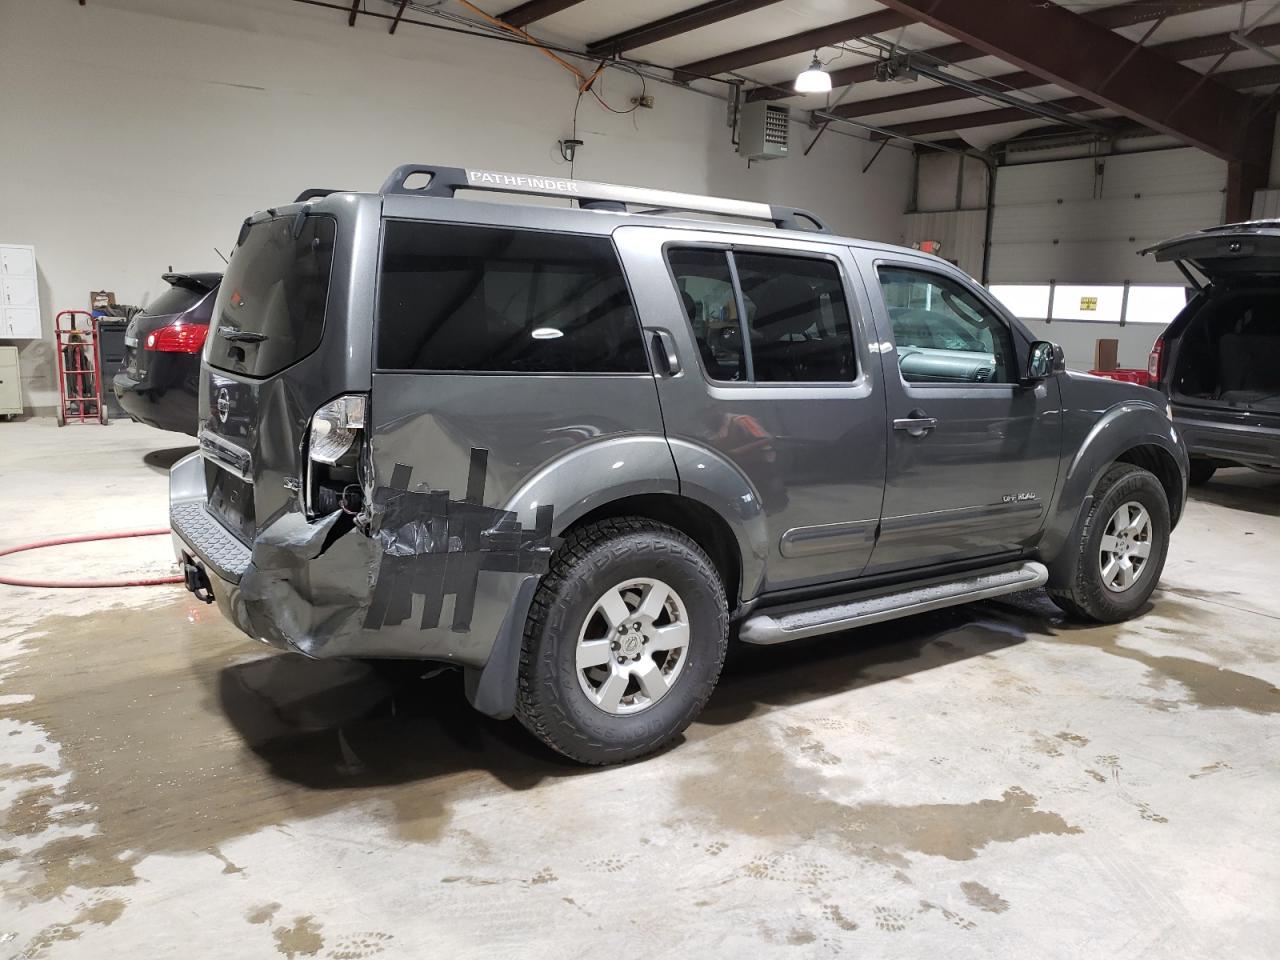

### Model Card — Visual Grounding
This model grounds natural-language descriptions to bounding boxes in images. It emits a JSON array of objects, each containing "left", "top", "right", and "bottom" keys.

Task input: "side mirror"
[{"left": 1025, "top": 340, "right": 1064, "bottom": 381}]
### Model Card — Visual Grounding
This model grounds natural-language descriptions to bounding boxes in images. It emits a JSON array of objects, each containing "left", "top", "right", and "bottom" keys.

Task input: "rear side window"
[
  {"left": 667, "top": 248, "right": 856, "bottom": 383},
  {"left": 207, "top": 216, "right": 336, "bottom": 378},
  {"left": 142, "top": 284, "right": 207, "bottom": 318},
  {"left": 377, "top": 221, "right": 648, "bottom": 373}
]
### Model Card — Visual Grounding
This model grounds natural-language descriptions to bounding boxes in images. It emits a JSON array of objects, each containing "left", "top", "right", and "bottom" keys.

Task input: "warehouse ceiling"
[
  {"left": 401, "top": 0, "right": 1280, "bottom": 159},
  {"left": 294, "top": 0, "right": 1280, "bottom": 188}
]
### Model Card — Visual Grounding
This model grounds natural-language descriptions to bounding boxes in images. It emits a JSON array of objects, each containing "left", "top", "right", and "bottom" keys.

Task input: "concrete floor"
[{"left": 1, "top": 418, "right": 1278, "bottom": 959}]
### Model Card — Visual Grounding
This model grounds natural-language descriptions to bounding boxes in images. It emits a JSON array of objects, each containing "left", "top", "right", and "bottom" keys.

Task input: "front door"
[
  {"left": 614, "top": 226, "right": 888, "bottom": 594},
  {"left": 859, "top": 255, "right": 1062, "bottom": 573}
]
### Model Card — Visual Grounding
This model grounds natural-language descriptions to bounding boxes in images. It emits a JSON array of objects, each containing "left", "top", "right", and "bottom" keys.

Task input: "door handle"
[
  {"left": 647, "top": 329, "right": 681, "bottom": 377},
  {"left": 893, "top": 412, "right": 938, "bottom": 437}
]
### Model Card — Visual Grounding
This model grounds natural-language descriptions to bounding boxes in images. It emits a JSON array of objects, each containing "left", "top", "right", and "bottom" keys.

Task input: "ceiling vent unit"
[
  {"left": 875, "top": 54, "right": 918, "bottom": 84},
  {"left": 738, "top": 101, "right": 790, "bottom": 160}
]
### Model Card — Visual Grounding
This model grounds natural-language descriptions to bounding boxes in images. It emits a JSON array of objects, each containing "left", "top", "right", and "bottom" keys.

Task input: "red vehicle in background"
[{"left": 112, "top": 272, "right": 220, "bottom": 436}]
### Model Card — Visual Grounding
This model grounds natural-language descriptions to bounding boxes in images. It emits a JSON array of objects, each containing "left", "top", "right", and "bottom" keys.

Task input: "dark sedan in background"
[{"left": 113, "top": 272, "right": 220, "bottom": 436}]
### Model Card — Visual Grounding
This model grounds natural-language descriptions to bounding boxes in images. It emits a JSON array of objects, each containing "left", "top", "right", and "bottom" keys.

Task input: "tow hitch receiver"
[{"left": 182, "top": 558, "right": 215, "bottom": 604}]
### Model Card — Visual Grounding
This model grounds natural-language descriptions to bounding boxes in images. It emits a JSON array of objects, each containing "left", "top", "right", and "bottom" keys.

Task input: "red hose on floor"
[{"left": 0, "top": 530, "right": 184, "bottom": 588}]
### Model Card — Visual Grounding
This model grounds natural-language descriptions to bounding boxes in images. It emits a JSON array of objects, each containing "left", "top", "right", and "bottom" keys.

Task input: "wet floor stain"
[
  {"left": 0, "top": 596, "right": 578, "bottom": 907},
  {"left": 247, "top": 902, "right": 282, "bottom": 925},
  {"left": 21, "top": 896, "right": 126, "bottom": 958},
  {"left": 990, "top": 591, "right": 1280, "bottom": 715},
  {"left": 272, "top": 915, "right": 323, "bottom": 959},
  {"left": 681, "top": 727, "right": 1081, "bottom": 866},
  {"left": 960, "top": 880, "right": 1010, "bottom": 914}
]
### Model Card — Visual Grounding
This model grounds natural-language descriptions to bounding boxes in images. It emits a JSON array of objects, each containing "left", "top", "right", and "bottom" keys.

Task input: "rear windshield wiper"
[{"left": 219, "top": 328, "right": 268, "bottom": 343}]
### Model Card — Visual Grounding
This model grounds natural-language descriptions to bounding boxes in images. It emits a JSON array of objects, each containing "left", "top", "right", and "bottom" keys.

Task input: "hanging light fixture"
[{"left": 794, "top": 53, "right": 832, "bottom": 94}]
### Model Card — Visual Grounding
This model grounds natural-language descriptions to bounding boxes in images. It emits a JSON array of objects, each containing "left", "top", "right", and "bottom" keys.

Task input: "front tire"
[
  {"left": 516, "top": 517, "right": 728, "bottom": 765},
  {"left": 1049, "top": 463, "right": 1171, "bottom": 623}
]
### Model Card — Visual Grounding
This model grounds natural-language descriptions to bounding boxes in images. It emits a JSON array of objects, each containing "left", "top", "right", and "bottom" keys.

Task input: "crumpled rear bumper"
[{"left": 166, "top": 452, "right": 541, "bottom": 679}]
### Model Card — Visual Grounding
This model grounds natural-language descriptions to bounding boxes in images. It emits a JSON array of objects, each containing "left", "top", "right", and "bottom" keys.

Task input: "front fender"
[{"left": 1040, "top": 399, "right": 1188, "bottom": 584}]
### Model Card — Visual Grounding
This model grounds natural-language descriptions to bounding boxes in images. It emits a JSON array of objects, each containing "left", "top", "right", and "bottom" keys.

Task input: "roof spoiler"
[
  {"left": 371, "top": 163, "right": 830, "bottom": 233},
  {"left": 161, "top": 272, "right": 220, "bottom": 292}
]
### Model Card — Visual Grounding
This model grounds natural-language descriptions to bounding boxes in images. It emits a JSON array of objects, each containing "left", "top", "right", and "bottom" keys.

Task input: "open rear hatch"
[
  {"left": 1140, "top": 221, "right": 1280, "bottom": 285},
  {"left": 1143, "top": 223, "right": 1280, "bottom": 418}
]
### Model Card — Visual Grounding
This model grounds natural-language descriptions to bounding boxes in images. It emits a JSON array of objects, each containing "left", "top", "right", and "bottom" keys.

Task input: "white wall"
[
  {"left": 1022, "top": 319, "right": 1160, "bottom": 372},
  {"left": 0, "top": 0, "right": 912, "bottom": 412}
]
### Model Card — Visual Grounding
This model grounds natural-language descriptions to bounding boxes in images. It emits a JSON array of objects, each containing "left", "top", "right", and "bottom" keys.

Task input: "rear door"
[
  {"left": 859, "top": 253, "right": 1061, "bottom": 573},
  {"left": 615, "top": 226, "right": 887, "bottom": 593}
]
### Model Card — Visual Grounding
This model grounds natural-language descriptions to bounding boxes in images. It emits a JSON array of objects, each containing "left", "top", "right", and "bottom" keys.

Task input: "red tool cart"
[{"left": 54, "top": 309, "right": 108, "bottom": 426}]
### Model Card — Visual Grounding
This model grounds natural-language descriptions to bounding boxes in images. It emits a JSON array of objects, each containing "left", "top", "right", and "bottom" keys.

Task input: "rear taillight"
[
  {"left": 305, "top": 395, "right": 367, "bottom": 517},
  {"left": 1147, "top": 336, "right": 1166, "bottom": 386},
  {"left": 145, "top": 322, "right": 208, "bottom": 353}
]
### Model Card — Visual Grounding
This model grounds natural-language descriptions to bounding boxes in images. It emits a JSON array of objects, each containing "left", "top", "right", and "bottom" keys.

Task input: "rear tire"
[
  {"left": 1187, "top": 457, "right": 1217, "bottom": 486},
  {"left": 1048, "top": 463, "right": 1171, "bottom": 623},
  {"left": 516, "top": 517, "right": 728, "bottom": 765}
]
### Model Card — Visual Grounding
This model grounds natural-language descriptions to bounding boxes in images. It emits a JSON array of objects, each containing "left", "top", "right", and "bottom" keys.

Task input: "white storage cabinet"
[
  {"left": 0, "top": 345, "right": 21, "bottom": 417},
  {"left": 1, "top": 244, "right": 42, "bottom": 339}
]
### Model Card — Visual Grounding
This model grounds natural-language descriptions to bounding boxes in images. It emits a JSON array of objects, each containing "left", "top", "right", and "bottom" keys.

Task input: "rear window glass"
[
  {"left": 206, "top": 216, "right": 336, "bottom": 378},
  {"left": 142, "top": 284, "right": 207, "bottom": 318},
  {"left": 376, "top": 221, "right": 648, "bottom": 373}
]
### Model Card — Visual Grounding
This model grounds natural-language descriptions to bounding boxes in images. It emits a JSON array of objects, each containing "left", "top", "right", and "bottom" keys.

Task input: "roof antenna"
[{"left": 214, "top": 247, "right": 229, "bottom": 264}]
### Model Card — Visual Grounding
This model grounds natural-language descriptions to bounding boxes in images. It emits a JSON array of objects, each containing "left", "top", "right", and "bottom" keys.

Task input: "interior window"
[
  {"left": 377, "top": 221, "right": 648, "bottom": 373},
  {"left": 666, "top": 248, "right": 745, "bottom": 381},
  {"left": 666, "top": 248, "right": 857, "bottom": 384},
  {"left": 878, "top": 266, "right": 1018, "bottom": 385}
]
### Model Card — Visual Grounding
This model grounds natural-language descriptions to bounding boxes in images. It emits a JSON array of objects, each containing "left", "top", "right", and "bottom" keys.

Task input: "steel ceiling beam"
[
  {"left": 830, "top": 23, "right": 1280, "bottom": 120},
  {"left": 673, "top": 9, "right": 912, "bottom": 81},
  {"left": 498, "top": 0, "right": 586, "bottom": 28},
  {"left": 871, "top": 95, "right": 1102, "bottom": 139},
  {"left": 870, "top": 0, "right": 1268, "bottom": 162},
  {"left": 587, "top": 0, "right": 782, "bottom": 57},
  {"left": 750, "top": 0, "right": 1241, "bottom": 102},
  {"left": 1220, "top": 62, "right": 1280, "bottom": 88}
]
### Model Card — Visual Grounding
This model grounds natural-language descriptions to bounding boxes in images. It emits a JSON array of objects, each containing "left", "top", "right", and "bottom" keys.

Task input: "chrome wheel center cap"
[{"left": 623, "top": 634, "right": 642, "bottom": 654}]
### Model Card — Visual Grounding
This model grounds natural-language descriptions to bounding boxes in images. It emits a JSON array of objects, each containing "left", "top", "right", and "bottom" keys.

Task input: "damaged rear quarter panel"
[{"left": 351, "top": 371, "right": 673, "bottom": 665}]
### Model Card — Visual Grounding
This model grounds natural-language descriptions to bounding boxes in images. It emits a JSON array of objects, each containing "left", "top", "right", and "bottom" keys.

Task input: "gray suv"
[{"left": 170, "top": 164, "right": 1188, "bottom": 764}]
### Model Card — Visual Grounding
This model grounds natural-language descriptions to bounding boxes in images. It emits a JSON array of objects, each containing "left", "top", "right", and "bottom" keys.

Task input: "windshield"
[{"left": 206, "top": 215, "right": 336, "bottom": 377}]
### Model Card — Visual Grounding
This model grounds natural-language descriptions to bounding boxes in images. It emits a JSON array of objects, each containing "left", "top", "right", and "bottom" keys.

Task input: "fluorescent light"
[{"left": 794, "top": 56, "right": 831, "bottom": 94}]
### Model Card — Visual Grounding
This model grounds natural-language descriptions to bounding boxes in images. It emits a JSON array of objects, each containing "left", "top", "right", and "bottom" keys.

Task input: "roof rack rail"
[{"left": 377, "top": 164, "right": 829, "bottom": 233}]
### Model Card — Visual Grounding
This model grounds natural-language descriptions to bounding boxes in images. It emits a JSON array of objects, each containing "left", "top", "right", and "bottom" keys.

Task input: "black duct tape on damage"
[{"left": 363, "top": 448, "right": 555, "bottom": 633}]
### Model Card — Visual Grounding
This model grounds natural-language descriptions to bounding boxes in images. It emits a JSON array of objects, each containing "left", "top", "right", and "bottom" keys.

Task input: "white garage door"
[{"left": 989, "top": 148, "right": 1226, "bottom": 285}]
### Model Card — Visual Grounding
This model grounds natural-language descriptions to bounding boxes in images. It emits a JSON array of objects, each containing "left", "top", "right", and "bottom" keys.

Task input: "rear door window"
[
  {"left": 666, "top": 247, "right": 857, "bottom": 383},
  {"left": 377, "top": 221, "right": 648, "bottom": 373},
  {"left": 206, "top": 216, "right": 337, "bottom": 378}
]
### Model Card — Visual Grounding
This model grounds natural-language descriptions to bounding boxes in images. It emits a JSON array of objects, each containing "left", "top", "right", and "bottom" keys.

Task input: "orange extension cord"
[{"left": 0, "top": 530, "right": 184, "bottom": 588}]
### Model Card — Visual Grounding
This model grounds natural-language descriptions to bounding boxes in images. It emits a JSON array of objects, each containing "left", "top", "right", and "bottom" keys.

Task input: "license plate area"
[{"left": 207, "top": 466, "right": 256, "bottom": 543}]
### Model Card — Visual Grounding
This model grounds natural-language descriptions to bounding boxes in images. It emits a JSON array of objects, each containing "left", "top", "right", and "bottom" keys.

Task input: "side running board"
[{"left": 738, "top": 561, "right": 1048, "bottom": 646}]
